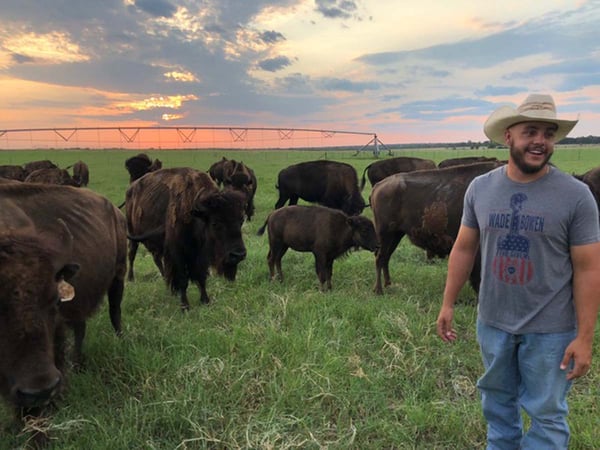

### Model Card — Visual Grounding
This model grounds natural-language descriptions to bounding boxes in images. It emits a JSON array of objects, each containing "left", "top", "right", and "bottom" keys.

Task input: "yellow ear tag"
[{"left": 58, "top": 280, "right": 75, "bottom": 302}]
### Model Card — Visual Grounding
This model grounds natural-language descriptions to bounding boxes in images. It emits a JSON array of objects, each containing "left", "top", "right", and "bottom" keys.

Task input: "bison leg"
[
  {"left": 274, "top": 192, "right": 289, "bottom": 209},
  {"left": 314, "top": 254, "right": 329, "bottom": 291},
  {"left": 268, "top": 245, "right": 287, "bottom": 281},
  {"left": 107, "top": 277, "right": 124, "bottom": 336},
  {"left": 246, "top": 200, "right": 255, "bottom": 221},
  {"left": 326, "top": 259, "right": 334, "bottom": 291},
  {"left": 374, "top": 231, "right": 403, "bottom": 294},
  {"left": 150, "top": 251, "right": 165, "bottom": 277},
  {"left": 127, "top": 240, "right": 138, "bottom": 281},
  {"left": 70, "top": 321, "right": 86, "bottom": 368}
]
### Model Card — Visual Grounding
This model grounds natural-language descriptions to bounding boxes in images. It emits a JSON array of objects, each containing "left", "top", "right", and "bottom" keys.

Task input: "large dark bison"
[
  {"left": 67, "top": 160, "right": 90, "bottom": 187},
  {"left": 437, "top": 156, "right": 498, "bottom": 168},
  {"left": 274, "top": 160, "right": 365, "bottom": 216},
  {"left": 360, "top": 156, "right": 437, "bottom": 190},
  {"left": 124, "top": 153, "right": 163, "bottom": 182},
  {"left": 370, "top": 161, "right": 503, "bottom": 295},
  {"left": 257, "top": 205, "right": 378, "bottom": 291},
  {"left": 24, "top": 167, "right": 80, "bottom": 186},
  {"left": 125, "top": 167, "right": 247, "bottom": 309},
  {"left": 0, "top": 183, "right": 126, "bottom": 435},
  {"left": 0, "top": 164, "right": 27, "bottom": 181}
]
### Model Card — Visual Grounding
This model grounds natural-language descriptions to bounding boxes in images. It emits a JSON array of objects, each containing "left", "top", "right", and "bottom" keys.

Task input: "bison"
[
  {"left": 370, "top": 161, "right": 503, "bottom": 295},
  {"left": 221, "top": 159, "right": 258, "bottom": 221},
  {"left": 0, "top": 164, "right": 27, "bottom": 181},
  {"left": 124, "top": 153, "right": 162, "bottom": 182},
  {"left": 0, "top": 183, "right": 126, "bottom": 433},
  {"left": 25, "top": 168, "right": 80, "bottom": 186},
  {"left": 257, "top": 205, "right": 378, "bottom": 291},
  {"left": 125, "top": 167, "right": 247, "bottom": 310},
  {"left": 67, "top": 160, "right": 90, "bottom": 187},
  {"left": 208, "top": 156, "right": 228, "bottom": 186},
  {"left": 437, "top": 156, "right": 498, "bottom": 168},
  {"left": 360, "top": 156, "right": 437, "bottom": 190},
  {"left": 274, "top": 160, "right": 365, "bottom": 216},
  {"left": 574, "top": 165, "right": 600, "bottom": 212},
  {"left": 23, "top": 159, "right": 58, "bottom": 174}
]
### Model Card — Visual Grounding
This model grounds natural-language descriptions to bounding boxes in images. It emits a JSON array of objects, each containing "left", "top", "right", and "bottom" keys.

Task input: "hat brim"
[{"left": 484, "top": 106, "right": 578, "bottom": 145}]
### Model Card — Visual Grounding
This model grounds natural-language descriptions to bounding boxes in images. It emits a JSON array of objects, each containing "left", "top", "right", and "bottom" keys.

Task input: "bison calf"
[{"left": 257, "top": 205, "right": 378, "bottom": 291}]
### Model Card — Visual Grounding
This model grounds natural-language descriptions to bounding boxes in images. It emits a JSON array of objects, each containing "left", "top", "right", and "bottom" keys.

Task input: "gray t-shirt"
[{"left": 462, "top": 165, "right": 600, "bottom": 334}]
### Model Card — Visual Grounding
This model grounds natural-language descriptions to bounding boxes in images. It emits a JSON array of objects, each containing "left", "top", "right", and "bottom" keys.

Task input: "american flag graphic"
[
  {"left": 492, "top": 254, "right": 534, "bottom": 285},
  {"left": 492, "top": 193, "right": 534, "bottom": 286}
]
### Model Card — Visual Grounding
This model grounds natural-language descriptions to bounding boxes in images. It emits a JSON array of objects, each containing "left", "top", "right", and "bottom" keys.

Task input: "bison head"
[
  {"left": 347, "top": 215, "right": 379, "bottom": 253},
  {"left": 0, "top": 226, "right": 79, "bottom": 411},
  {"left": 192, "top": 190, "right": 247, "bottom": 280},
  {"left": 343, "top": 190, "right": 366, "bottom": 216}
]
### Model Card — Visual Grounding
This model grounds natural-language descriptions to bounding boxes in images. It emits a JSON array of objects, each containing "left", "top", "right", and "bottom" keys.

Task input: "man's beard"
[{"left": 509, "top": 145, "right": 552, "bottom": 174}]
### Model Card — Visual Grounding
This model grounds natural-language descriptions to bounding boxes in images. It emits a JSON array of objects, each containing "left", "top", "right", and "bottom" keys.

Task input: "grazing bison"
[
  {"left": 125, "top": 168, "right": 247, "bottom": 309},
  {"left": 257, "top": 205, "right": 378, "bottom": 291},
  {"left": 370, "top": 161, "right": 503, "bottom": 295},
  {"left": 67, "top": 160, "right": 90, "bottom": 187},
  {"left": 437, "top": 156, "right": 498, "bottom": 168},
  {"left": 124, "top": 153, "right": 162, "bottom": 182},
  {"left": 274, "top": 160, "right": 365, "bottom": 216},
  {"left": 0, "top": 183, "right": 126, "bottom": 427},
  {"left": 222, "top": 159, "right": 258, "bottom": 221},
  {"left": 0, "top": 164, "right": 27, "bottom": 181},
  {"left": 24, "top": 167, "right": 80, "bottom": 186},
  {"left": 23, "top": 159, "right": 58, "bottom": 174},
  {"left": 360, "top": 156, "right": 437, "bottom": 190}
]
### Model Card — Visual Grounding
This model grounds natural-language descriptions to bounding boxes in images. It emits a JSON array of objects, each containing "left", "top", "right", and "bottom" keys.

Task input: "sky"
[{"left": 1, "top": 0, "right": 599, "bottom": 147}]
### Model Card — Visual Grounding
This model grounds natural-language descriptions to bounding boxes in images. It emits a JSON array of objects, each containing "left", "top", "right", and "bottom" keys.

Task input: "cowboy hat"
[{"left": 484, "top": 94, "right": 578, "bottom": 145}]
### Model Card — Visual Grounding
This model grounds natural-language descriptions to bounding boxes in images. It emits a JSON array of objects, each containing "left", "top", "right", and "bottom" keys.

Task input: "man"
[{"left": 436, "top": 94, "right": 600, "bottom": 449}]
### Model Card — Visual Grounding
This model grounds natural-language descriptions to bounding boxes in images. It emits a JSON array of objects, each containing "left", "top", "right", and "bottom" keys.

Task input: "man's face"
[{"left": 505, "top": 121, "right": 557, "bottom": 174}]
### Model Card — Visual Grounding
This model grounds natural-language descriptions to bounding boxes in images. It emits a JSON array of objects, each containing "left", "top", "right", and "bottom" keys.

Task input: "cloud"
[
  {"left": 383, "top": 97, "right": 495, "bottom": 121},
  {"left": 315, "top": 0, "right": 359, "bottom": 19},
  {"left": 258, "top": 55, "right": 293, "bottom": 72},
  {"left": 474, "top": 85, "right": 524, "bottom": 96},
  {"left": 317, "top": 77, "right": 380, "bottom": 93},
  {"left": 259, "top": 30, "right": 286, "bottom": 44},
  {"left": 134, "top": 0, "right": 177, "bottom": 18}
]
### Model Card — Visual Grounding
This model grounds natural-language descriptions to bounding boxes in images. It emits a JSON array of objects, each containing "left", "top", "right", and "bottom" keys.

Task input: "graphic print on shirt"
[{"left": 491, "top": 192, "right": 535, "bottom": 285}]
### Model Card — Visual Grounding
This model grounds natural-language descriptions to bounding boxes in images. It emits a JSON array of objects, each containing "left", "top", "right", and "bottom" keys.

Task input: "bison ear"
[{"left": 55, "top": 263, "right": 80, "bottom": 282}]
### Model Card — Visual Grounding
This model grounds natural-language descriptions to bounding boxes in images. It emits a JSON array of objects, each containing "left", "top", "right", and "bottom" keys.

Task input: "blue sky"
[{"left": 0, "top": 0, "right": 599, "bottom": 144}]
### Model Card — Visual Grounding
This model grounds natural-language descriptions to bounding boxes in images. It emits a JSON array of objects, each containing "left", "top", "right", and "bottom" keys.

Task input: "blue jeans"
[{"left": 476, "top": 320, "right": 576, "bottom": 450}]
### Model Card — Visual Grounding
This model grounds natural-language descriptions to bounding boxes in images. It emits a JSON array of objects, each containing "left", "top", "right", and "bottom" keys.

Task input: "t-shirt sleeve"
[
  {"left": 570, "top": 187, "right": 600, "bottom": 246},
  {"left": 461, "top": 179, "right": 479, "bottom": 229}
]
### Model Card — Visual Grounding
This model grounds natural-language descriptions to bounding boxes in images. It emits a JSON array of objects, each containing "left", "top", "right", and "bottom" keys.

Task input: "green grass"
[{"left": 1, "top": 146, "right": 599, "bottom": 449}]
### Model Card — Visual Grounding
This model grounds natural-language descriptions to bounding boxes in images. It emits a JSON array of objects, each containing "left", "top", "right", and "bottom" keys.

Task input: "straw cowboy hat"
[{"left": 484, "top": 94, "right": 578, "bottom": 145}]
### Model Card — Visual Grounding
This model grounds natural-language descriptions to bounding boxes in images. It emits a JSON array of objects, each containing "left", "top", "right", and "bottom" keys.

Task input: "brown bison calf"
[{"left": 257, "top": 205, "right": 378, "bottom": 291}]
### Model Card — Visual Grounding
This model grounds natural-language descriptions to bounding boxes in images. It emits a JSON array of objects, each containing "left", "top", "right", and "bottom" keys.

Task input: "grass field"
[{"left": 1, "top": 146, "right": 599, "bottom": 449}]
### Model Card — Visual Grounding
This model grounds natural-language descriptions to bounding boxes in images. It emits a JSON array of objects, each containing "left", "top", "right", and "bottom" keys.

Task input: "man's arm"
[
  {"left": 436, "top": 224, "right": 480, "bottom": 342},
  {"left": 561, "top": 241, "right": 600, "bottom": 380}
]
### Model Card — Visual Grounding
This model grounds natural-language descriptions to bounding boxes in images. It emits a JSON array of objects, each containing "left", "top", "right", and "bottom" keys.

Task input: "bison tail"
[
  {"left": 256, "top": 217, "right": 269, "bottom": 236},
  {"left": 359, "top": 164, "right": 370, "bottom": 192},
  {"left": 127, "top": 225, "right": 165, "bottom": 242}
]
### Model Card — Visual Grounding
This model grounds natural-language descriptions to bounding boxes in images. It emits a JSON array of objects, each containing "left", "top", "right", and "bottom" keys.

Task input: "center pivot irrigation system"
[{"left": 0, "top": 126, "right": 392, "bottom": 156}]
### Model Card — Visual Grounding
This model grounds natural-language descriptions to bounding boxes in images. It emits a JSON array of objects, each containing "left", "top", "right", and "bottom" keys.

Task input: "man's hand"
[
  {"left": 436, "top": 306, "right": 457, "bottom": 342},
  {"left": 560, "top": 337, "right": 593, "bottom": 380}
]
